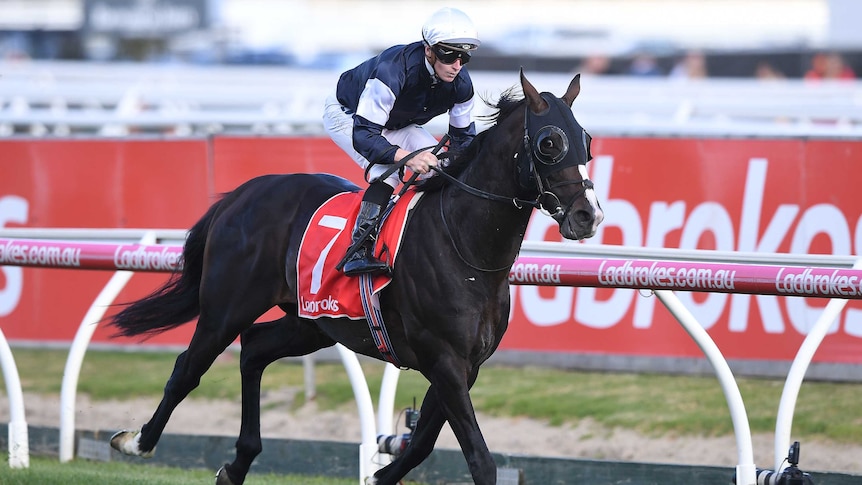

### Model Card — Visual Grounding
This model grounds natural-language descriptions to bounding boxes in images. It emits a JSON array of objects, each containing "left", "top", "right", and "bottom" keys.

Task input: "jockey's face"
[{"left": 425, "top": 44, "right": 465, "bottom": 83}]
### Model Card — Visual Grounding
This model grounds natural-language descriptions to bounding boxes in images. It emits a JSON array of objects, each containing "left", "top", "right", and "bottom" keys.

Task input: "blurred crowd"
[
  {"left": 803, "top": 52, "right": 857, "bottom": 80},
  {"left": 0, "top": 27, "right": 859, "bottom": 82},
  {"left": 576, "top": 49, "right": 857, "bottom": 81}
]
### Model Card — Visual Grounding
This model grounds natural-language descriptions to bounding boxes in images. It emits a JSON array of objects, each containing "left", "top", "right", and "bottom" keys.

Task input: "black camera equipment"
[
  {"left": 732, "top": 442, "right": 814, "bottom": 485},
  {"left": 377, "top": 399, "right": 420, "bottom": 457}
]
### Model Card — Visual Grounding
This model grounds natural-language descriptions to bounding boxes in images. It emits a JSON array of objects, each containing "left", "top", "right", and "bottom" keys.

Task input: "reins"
[
  {"left": 431, "top": 149, "right": 580, "bottom": 273},
  {"left": 437, "top": 186, "right": 515, "bottom": 273},
  {"left": 428, "top": 144, "right": 543, "bottom": 273},
  {"left": 365, "top": 135, "right": 451, "bottom": 196},
  {"left": 428, "top": 159, "right": 542, "bottom": 211},
  {"left": 368, "top": 135, "right": 544, "bottom": 212}
]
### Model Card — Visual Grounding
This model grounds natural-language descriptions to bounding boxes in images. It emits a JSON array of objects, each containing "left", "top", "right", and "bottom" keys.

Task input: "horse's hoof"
[
  {"left": 216, "top": 465, "right": 237, "bottom": 485},
  {"left": 109, "top": 430, "right": 156, "bottom": 458}
]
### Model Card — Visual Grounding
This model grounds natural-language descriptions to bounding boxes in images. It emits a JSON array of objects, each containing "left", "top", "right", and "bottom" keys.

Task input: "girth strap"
[{"left": 359, "top": 273, "right": 404, "bottom": 368}]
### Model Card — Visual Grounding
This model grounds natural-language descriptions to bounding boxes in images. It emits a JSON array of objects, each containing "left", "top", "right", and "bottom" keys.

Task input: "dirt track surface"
[{"left": 5, "top": 389, "right": 861, "bottom": 476}]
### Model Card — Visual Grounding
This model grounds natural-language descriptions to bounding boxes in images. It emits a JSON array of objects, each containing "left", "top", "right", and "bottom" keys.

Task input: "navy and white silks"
[{"left": 323, "top": 41, "right": 477, "bottom": 186}]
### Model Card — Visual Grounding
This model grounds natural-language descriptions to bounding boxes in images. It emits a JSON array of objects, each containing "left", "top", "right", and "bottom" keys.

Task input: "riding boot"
[{"left": 342, "top": 201, "right": 390, "bottom": 276}]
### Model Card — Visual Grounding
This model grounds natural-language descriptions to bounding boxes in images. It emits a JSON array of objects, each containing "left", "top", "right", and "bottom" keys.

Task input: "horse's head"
[{"left": 518, "top": 70, "right": 604, "bottom": 240}]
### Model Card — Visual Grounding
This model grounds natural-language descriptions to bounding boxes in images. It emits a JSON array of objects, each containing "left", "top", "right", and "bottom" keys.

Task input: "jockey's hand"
[{"left": 397, "top": 149, "right": 439, "bottom": 175}]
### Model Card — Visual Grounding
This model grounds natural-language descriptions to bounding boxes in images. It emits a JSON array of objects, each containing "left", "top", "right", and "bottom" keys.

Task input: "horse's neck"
[{"left": 443, "top": 150, "right": 532, "bottom": 269}]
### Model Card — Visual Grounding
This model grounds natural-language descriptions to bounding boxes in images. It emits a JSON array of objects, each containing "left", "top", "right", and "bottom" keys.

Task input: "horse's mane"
[{"left": 416, "top": 87, "right": 524, "bottom": 193}]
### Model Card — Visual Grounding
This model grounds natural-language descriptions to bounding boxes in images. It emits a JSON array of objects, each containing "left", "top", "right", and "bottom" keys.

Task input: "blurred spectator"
[
  {"left": 755, "top": 61, "right": 785, "bottom": 80},
  {"left": 670, "top": 50, "right": 708, "bottom": 79},
  {"left": 0, "top": 32, "right": 32, "bottom": 61},
  {"left": 627, "top": 52, "right": 662, "bottom": 76},
  {"left": 804, "top": 52, "right": 856, "bottom": 81},
  {"left": 576, "top": 54, "right": 611, "bottom": 75}
]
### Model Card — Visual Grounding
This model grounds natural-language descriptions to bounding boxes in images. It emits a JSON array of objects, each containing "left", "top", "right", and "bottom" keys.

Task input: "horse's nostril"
[{"left": 574, "top": 209, "right": 593, "bottom": 225}]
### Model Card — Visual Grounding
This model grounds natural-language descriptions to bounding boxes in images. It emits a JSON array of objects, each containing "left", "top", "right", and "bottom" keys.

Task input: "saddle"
[{"left": 296, "top": 188, "right": 422, "bottom": 320}]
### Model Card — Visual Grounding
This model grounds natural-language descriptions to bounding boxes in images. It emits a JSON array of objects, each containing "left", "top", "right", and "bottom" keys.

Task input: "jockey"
[{"left": 323, "top": 7, "right": 480, "bottom": 276}]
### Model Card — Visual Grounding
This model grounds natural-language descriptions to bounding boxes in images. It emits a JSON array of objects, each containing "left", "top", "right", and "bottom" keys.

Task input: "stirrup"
[
  {"left": 337, "top": 231, "right": 375, "bottom": 272},
  {"left": 342, "top": 246, "right": 389, "bottom": 276}
]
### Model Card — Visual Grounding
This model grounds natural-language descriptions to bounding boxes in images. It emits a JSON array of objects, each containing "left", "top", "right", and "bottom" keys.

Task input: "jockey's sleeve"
[
  {"left": 353, "top": 115, "right": 398, "bottom": 165},
  {"left": 447, "top": 96, "right": 476, "bottom": 150},
  {"left": 448, "top": 122, "right": 476, "bottom": 151},
  {"left": 353, "top": 77, "right": 399, "bottom": 165},
  {"left": 449, "top": 96, "right": 473, "bottom": 129}
]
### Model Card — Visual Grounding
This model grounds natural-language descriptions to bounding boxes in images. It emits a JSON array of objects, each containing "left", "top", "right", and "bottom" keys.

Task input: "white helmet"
[{"left": 421, "top": 7, "right": 480, "bottom": 50}]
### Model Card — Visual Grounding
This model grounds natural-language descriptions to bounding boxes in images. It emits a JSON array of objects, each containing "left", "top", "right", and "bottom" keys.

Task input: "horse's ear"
[
  {"left": 520, "top": 68, "right": 548, "bottom": 113},
  {"left": 562, "top": 73, "right": 581, "bottom": 107}
]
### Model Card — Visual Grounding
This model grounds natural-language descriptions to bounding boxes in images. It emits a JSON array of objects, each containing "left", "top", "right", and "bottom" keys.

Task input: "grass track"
[
  {"left": 0, "top": 456, "right": 364, "bottom": 485},
  {"left": 5, "top": 348, "right": 861, "bottom": 442}
]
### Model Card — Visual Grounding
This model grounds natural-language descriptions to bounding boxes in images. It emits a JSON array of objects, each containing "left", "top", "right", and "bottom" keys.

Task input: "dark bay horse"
[{"left": 109, "top": 71, "right": 603, "bottom": 485}]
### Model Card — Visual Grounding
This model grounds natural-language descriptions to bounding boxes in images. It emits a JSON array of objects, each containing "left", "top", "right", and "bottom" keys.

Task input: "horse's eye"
[
  {"left": 533, "top": 125, "right": 569, "bottom": 165},
  {"left": 538, "top": 138, "right": 556, "bottom": 156}
]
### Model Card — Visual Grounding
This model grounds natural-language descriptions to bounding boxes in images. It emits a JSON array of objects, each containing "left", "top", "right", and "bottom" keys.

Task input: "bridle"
[
  {"left": 431, "top": 93, "right": 593, "bottom": 213},
  {"left": 431, "top": 93, "right": 595, "bottom": 271},
  {"left": 518, "top": 92, "right": 595, "bottom": 222}
]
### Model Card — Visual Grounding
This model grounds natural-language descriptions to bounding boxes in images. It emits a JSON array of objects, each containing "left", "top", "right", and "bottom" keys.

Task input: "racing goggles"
[{"left": 432, "top": 43, "right": 474, "bottom": 65}]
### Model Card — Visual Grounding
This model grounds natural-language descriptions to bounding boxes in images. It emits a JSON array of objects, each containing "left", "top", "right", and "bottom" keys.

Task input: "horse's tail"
[{"left": 110, "top": 198, "right": 223, "bottom": 338}]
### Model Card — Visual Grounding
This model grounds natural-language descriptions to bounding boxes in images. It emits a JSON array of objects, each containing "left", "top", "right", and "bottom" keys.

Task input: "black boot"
[{"left": 342, "top": 201, "right": 390, "bottom": 276}]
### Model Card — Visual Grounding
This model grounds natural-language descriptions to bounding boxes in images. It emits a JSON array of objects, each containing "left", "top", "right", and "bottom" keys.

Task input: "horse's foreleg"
[
  {"left": 372, "top": 385, "right": 447, "bottom": 485},
  {"left": 218, "top": 315, "right": 335, "bottom": 485},
  {"left": 429, "top": 364, "right": 496, "bottom": 485}
]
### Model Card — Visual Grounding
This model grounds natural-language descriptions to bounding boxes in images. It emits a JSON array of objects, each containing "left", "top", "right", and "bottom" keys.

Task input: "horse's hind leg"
[
  {"left": 114, "top": 316, "right": 251, "bottom": 456},
  {"left": 112, "top": 277, "right": 277, "bottom": 457},
  {"left": 217, "top": 313, "right": 334, "bottom": 485}
]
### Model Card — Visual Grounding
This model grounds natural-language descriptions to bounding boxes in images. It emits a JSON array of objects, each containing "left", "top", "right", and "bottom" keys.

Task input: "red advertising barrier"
[
  {"left": 0, "top": 139, "right": 210, "bottom": 345},
  {"left": 211, "top": 136, "right": 366, "bottom": 192},
  {"left": 506, "top": 137, "right": 862, "bottom": 363},
  {"left": 2, "top": 136, "right": 862, "bottom": 363}
]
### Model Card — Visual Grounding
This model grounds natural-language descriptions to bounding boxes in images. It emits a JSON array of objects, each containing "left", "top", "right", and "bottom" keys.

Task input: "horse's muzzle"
[{"left": 558, "top": 204, "right": 604, "bottom": 240}]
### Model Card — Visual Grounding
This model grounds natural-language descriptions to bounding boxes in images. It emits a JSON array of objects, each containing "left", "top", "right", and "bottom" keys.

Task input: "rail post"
[
  {"left": 773, "top": 258, "right": 862, "bottom": 472},
  {"left": 58, "top": 231, "right": 157, "bottom": 462},
  {"left": 0, "top": 326, "right": 28, "bottom": 468},
  {"left": 334, "top": 343, "right": 382, "bottom": 484},
  {"left": 654, "top": 290, "right": 757, "bottom": 485}
]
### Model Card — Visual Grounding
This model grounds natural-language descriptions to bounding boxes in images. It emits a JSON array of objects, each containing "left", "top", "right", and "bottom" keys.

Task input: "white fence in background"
[
  {"left": 1, "top": 228, "right": 861, "bottom": 484},
  {"left": 1, "top": 60, "right": 861, "bottom": 138}
]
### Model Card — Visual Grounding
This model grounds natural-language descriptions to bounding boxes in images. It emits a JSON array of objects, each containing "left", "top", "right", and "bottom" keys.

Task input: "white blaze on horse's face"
[{"left": 579, "top": 164, "right": 604, "bottom": 238}]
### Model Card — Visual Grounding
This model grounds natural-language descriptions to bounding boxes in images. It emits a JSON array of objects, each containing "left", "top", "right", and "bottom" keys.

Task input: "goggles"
[{"left": 432, "top": 43, "right": 474, "bottom": 65}]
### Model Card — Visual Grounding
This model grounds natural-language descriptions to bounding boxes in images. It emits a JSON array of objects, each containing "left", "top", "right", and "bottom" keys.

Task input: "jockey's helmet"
[{"left": 421, "top": 7, "right": 480, "bottom": 53}]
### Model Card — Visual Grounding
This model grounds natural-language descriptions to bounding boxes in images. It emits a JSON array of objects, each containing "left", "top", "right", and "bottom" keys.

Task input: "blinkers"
[{"left": 518, "top": 92, "right": 594, "bottom": 220}]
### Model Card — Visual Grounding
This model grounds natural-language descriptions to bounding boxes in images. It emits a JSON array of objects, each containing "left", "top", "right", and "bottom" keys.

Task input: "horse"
[{"left": 108, "top": 70, "right": 603, "bottom": 485}]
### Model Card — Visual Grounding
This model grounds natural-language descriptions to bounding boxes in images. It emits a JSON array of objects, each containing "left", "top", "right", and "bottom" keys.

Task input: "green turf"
[
  {"left": 5, "top": 348, "right": 862, "bottom": 442},
  {"left": 0, "top": 456, "right": 361, "bottom": 485}
]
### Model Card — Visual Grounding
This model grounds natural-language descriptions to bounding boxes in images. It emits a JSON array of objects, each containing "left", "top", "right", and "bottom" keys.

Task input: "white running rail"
[
  {"left": 2, "top": 61, "right": 861, "bottom": 138},
  {"left": 2, "top": 229, "right": 862, "bottom": 484}
]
